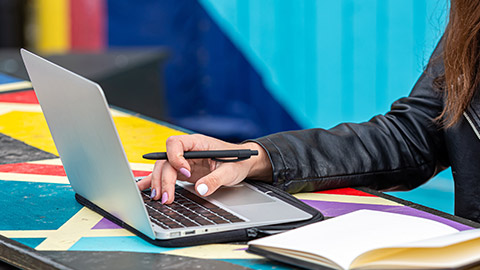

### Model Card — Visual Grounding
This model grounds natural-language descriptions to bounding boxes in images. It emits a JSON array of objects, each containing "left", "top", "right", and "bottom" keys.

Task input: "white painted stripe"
[
  {"left": 0, "top": 81, "right": 32, "bottom": 92},
  {"left": 0, "top": 229, "right": 134, "bottom": 239},
  {"left": 27, "top": 158, "right": 63, "bottom": 165},
  {"left": 293, "top": 193, "right": 402, "bottom": 206},
  {"left": 0, "top": 108, "right": 13, "bottom": 115},
  {"left": 0, "top": 230, "right": 55, "bottom": 238},
  {"left": 110, "top": 108, "right": 131, "bottom": 117},
  {"left": 0, "top": 102, "right": 42, "bottom": 113},
  {"left": 35, "top": 207, "right": 103, "bottom": 250},
  {"left": 129, "top": 163, "right": 154, "bottom": 171},
  {"left": 27, "top": 159, "right": 153, "bottom": 172},
  {"left": 0, "top": 172, "right": 69, "bottom": 184}
]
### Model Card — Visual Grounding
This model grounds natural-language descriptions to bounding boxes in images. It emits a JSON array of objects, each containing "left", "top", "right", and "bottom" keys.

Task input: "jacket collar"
[{"left": 464, "top": 93, "right": 480, "bottom": 140}]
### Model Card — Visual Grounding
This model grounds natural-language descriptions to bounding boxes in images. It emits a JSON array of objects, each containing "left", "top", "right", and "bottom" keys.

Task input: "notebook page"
[{"left": 249, "top": 210, "right": 458, "bottom": 270}]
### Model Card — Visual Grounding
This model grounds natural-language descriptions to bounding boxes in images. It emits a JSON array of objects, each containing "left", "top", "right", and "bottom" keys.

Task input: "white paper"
[{"left": 249, "top": 210, "right": 459, "bottom": 270}]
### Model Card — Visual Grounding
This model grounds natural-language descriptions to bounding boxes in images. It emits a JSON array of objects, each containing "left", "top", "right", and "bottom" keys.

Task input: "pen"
[{"left": 142, "top": 149, "right": 258, "bottom": 162}]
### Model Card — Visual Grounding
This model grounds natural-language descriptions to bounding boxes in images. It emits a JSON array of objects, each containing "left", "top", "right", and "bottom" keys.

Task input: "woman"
[{"left": 138, "top": 0, "right": 480, "bottom": 222}]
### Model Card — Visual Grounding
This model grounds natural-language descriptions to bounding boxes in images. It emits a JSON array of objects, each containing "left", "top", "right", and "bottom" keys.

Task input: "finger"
[
  {"left": 195, "top": 164, "right": 245, "bottom": 197},
  {"left": 136, "top": 174, "right": 152, "bottom": 191},
  {"left": 165, "top": 136, "right": 193, "bottom": 173},
  {"left": 160, "top": 161, "right": 177, "bottom": 204},
  {"left": 150, "top": 160, "right": 164, "bottom": 200},
  {"left": 165, "top": 135, "right": 206, "bottom": 178}
]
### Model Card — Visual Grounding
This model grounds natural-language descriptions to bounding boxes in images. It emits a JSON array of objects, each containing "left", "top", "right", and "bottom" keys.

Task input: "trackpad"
[{"left": 208, "top": 184, "right": 275, "bottom": 207}]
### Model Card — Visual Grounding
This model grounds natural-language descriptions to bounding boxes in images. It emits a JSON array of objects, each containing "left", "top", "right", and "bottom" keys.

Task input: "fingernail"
[
  {"left": 179, "top": 168, "right": 191, "bottom": 178},
  {"left": 150, "top": 188, "right": 156, "bottom": 199},
  {"left": 197, "top": 184, "right": 208, "bottom": 196},
  {"left": 161, "top": 192, "right": 168, "bottom": 204}
]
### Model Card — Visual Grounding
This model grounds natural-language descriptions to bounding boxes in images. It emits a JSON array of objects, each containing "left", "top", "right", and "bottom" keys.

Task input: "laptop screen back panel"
[{"left": 21, "top": 49, "right": 156, "bottom": 239}]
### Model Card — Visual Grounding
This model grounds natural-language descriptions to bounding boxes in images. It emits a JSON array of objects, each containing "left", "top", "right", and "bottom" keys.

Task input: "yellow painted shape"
[
  {"left": 36, "top": 207, "right": 103, "bottom": 250},
  {"left": 0, "top": 111, "right": 186, "bottom": 164},
  {"left": 163, "top": 244, "right": 262, "bottom": 259},
  {"left": 0, "top": 103, "right": 130, "bottom": 116},
  {"left": 0, "top": 81, "right": 32, "bottom": 92},
  {"left": 36, "top": 0, "right": 70, "bottom": 53},
  {"left": 0, "top": 111, "right": 56, "bottom": 155},
  {"left": 293, "top": 193, "right": 402, "bottom": 206},
  {"left": 112, "top": 116, "right": 186, "bottom": 163}
]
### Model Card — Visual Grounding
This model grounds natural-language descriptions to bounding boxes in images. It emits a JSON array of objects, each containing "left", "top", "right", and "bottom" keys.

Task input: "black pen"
[{"left": 142, "top": 149, "right": 258, "bottom": 162}]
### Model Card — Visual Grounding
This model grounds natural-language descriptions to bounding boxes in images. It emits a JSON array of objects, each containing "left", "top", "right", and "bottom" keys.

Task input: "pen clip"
[
  {"left": 211, "top": 156, "right": 251, "bottom": 162},
  {"left": 211, "top": 150, "right": 257, "bottom": 162}
]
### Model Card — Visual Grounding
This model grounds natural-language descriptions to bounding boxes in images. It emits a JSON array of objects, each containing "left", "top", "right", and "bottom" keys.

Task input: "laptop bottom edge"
[{"left": 74, "top": 193, "right": 255, "bottom": 247}]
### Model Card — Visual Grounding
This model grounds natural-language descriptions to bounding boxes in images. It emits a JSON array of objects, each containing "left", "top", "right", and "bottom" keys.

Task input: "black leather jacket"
[{"left": 255, "top": 38, "right": 480, "bottom": 223}]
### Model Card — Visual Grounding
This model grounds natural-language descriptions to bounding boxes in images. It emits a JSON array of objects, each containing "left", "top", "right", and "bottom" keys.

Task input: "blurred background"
[{"left": 0, "top": 0, "right": 453, "bottom": 213}]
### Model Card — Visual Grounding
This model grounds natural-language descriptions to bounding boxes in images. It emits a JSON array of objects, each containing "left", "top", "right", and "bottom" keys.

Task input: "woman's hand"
[{"left": 136, "top": 134, "right": 272, "bottom": 204}]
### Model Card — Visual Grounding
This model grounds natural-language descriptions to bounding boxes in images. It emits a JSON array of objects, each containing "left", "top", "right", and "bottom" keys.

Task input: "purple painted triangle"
[
  {"left": 301, "top": 199, "right": 473, "bottom": 231},
  {"left": 92, "top": 218, "right": 122, "bottom": 230}
]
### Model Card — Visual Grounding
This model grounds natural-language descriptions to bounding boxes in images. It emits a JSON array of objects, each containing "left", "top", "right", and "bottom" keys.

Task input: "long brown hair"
[{"left": 438, "top": 0, "right": 480, "bottom": 127}]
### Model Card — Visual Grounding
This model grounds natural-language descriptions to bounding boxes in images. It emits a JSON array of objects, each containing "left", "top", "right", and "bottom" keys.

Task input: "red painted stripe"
[
  {"left": 0, "top": 90, "right": 38, "bottom": 104},
  {"left": 133, "top": 170, "right": 151, "bottom": 177},
  {"left": 0, "top": 163, "right": 66, "bottom": 176},
  {"left": 70, "top": 0, "right": 106, "bottom": 51},
  {"left": 0, "top": 163, "right": 151, "bottom": 178},
  {"left": 315, "top": 187, "right": 376, "bottom": 197}
]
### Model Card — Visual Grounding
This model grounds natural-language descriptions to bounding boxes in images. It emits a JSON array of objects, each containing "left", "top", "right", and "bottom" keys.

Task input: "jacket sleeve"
[{"left": 253, "top": 38, "right": 450, "bottom": 194}]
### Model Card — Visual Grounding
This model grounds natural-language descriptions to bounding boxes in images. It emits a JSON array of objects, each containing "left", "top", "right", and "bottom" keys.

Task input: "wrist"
[{"left": 241, "top": 142, "right": 273, "bottom": 182}]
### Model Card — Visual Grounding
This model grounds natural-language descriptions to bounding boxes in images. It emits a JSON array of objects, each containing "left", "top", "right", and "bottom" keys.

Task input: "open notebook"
[{"left": 248, "top": 210, "right": 480, "bottom": 270}]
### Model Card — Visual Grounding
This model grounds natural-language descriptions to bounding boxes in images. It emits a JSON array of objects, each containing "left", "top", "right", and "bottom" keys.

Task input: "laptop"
[{"left": 21, "top": 49, "right": 312, "bottom": 243}]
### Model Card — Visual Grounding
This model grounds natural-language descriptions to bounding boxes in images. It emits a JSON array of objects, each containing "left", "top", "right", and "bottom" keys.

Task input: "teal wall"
[
  {"left": 199, "top": 0, "right": 448, "bottom": 128},
  {"left": 199, "top": 0, "right": 454, "bottom": 214}
]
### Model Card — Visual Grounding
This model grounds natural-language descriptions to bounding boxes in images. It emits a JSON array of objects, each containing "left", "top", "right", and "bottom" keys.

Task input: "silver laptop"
[{"left": 21, "top": 49, "right": 311, "bottom": 241}]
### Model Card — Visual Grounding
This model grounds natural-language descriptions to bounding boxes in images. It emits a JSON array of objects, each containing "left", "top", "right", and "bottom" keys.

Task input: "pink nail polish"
[
  {"left": 161, "top": 192, "right": 168, "bottom": 204},
  {"left": 150, "top": 188, "right": 156, "bottom": 199},
  {"left": 179, "top": 168, "right": 191, "bottom": 178}
]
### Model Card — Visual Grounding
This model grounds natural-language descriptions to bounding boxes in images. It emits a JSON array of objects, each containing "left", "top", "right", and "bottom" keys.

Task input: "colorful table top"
[{"left": 0, "top": 74, "right": 478, "bottom": 270}]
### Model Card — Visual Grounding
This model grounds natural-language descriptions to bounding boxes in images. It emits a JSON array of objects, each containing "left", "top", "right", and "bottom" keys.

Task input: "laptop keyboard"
[{"left": 141, "top": 185, "right": 245, "bottom": 229}]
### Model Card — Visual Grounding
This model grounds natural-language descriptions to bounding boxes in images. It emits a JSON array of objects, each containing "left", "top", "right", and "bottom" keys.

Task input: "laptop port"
[{"left": 185, "top": 230, "right": 195, "bottom": 235}]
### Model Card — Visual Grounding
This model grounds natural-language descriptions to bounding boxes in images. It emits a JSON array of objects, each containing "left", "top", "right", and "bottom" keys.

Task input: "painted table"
[{"left": 1, "top": 73, "right": 478, "bottom": 270}]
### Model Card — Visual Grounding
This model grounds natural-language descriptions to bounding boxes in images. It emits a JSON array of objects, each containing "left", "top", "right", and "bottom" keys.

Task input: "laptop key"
[{"left": 141, "top": 185, "right": 245, "bottom": 229}]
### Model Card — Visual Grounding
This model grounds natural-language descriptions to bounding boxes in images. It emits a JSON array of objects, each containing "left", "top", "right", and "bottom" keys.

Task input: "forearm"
[{"left": 254, "top": 113, "right": 447, "bottom": 194}]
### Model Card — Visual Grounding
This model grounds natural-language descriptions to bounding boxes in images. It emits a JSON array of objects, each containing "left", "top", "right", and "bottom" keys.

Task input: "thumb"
[{"left": 194, "top": 165, "right": 245, "bottom": 197}]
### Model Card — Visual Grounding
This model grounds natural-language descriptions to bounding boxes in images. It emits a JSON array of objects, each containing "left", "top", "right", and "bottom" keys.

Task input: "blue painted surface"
[
  {"left": 69, "top": 236, "right": 178, "bottom": 253},
  {"left": 221, "top": 259, "right": 295, "bottom": 270},
  {"left": 12, "top": 238, "right": 46, "bottom": 249},
  {"left": 387, "top": 168, "right": 455, "bottom": 214},
  {"left": 107, "top": 0, "right": 301, "bottom": 141},
  {"left": 199, "top": 0, "right": 448, "bottom": 128},
  {"left": 0, "top": 73, "right": 22, "bottom": 84},
  {"left": 0, "top": 180, "right": 81, "bottom": 230}
]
